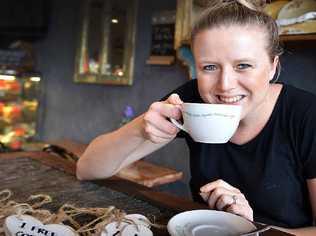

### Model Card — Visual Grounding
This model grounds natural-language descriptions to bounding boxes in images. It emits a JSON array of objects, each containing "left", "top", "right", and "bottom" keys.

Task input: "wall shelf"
[
  {"left": 280, "top": 34, "right": 316, "bottom": 42},
  {"left": 175, "top": 0, "right": 316, "bottom": 48}
]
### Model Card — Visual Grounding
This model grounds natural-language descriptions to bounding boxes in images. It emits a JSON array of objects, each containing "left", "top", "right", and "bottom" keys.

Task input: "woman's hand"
[
  {"left": 142, "top": 93, "right": 183, "bottom": 144},
  {"left": 200, "top": 179, "right": 253, "bottom": 221}
]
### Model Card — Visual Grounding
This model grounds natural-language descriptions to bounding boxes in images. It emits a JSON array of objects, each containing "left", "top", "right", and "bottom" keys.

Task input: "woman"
[{"left": 76, "top": 0, "right": 316, "bottom": 234}]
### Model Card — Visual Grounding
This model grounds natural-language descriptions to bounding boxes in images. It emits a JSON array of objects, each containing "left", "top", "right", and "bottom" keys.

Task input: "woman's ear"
[{"left": 269, "top": 56, "right": 279, "bottom": 81}]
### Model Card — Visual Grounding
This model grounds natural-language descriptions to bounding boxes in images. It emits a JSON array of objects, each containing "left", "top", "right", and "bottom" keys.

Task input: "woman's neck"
[{"left": 230, "top": 84, "right": 282, "bottom": 145}]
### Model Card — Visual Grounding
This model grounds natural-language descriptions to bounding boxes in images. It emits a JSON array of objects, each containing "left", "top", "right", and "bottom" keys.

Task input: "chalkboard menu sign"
[
  {"left": 150, "top": 23, "right": 175, "bottom": 56},
  {"left": 146, "top": 10, "right": 176, "bottom": 65}
]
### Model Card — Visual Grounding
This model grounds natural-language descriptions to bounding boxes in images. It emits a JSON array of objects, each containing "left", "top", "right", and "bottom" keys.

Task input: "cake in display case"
[{"left": 0, "top": 74, "right": 40, "bottom": 150}]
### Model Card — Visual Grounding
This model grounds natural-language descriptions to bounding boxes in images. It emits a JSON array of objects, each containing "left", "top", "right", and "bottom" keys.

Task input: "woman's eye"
[
  {"left": 203, "top": 65, "right": 217, "bottom": 71},
  {"left": 236, "top": 64, "right": 252, "bottom": 70}
]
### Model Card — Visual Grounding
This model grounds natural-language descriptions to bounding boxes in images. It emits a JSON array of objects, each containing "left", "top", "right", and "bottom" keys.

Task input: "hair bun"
[{"left": 237, "top": 0, "right": 266, "bottom": 11}]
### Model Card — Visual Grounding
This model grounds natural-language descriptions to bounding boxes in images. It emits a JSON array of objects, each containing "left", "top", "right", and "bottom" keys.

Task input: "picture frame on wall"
[{"left": 74, "top": 0, "right": 138, "bottom": 85}]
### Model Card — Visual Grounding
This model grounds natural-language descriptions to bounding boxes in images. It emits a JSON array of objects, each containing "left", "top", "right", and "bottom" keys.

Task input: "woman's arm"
[
  {"left": 76, "top": 94, "right": 183, "bottom": 180},
  {"left": 76, "top": 114, "right": 167, "bottom": 180},
  {"left": 272, "top": 179, "right": 316, "bottom": 236}
]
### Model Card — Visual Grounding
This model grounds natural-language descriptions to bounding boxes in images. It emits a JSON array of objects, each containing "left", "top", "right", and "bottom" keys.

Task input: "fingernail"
[
  {"left": 172, "top": 93, "right": 178, "bottom": 99},
  {"left": 199, "top": 192, "right": 207, "bottom": 201},
  {"left": 174, "top": 94, "right": 182, "bottom": 103}
]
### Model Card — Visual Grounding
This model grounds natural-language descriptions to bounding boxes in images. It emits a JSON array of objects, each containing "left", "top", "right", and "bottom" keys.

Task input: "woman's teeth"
[{"left": 218, "top": 95, "right": 244, "bottom": 103}]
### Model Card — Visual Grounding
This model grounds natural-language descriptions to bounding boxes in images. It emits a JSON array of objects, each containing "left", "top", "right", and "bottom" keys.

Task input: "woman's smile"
[{"left": 216, "top": 95, "right": 246, "bottom": 104}]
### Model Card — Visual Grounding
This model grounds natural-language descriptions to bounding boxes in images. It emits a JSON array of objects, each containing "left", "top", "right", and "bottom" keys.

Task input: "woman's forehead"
[
  {"left": 193, "top": 25, "right": 268, "bottom": 58},
  {"left": 196, "top": 24, "right": 267, "bottom": 43}
]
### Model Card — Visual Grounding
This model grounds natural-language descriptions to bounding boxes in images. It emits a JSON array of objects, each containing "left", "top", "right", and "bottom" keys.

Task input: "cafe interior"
[{"left": 0, "top": 0, "right": 316, "bottom": 235}]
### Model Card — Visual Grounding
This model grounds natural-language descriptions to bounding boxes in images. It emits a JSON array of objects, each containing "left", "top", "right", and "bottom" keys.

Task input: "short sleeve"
[{"left": 299, "top": 105, "right": 316, "bottom": 179}]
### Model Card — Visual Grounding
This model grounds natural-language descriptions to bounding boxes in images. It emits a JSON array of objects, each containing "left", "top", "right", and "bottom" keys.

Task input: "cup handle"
[{"left": 170, "top": 118, "right": 187, "bottom": 132}]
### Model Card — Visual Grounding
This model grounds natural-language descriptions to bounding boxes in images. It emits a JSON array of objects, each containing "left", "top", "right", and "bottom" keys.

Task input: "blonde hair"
[{"left": 191, "top": 0, "right": 283, "bottom": 63}]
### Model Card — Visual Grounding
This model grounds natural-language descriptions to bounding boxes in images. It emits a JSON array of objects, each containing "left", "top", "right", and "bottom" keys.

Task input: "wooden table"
[
  {"left": 0, "top": 151, "right": 293, "bottom": 236},
  {"left": 44, "top": 139, "right": 184, "bottom": 188}
]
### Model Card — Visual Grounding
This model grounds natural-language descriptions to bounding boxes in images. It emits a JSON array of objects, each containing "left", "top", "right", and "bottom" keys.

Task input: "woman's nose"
[{"left": 217, "top": 68, "right": 236, "bottom": 92}]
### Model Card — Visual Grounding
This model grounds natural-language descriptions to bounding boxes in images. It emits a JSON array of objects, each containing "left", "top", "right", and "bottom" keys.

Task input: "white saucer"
[{"left": 167, "top": 210, "right": 256, "bottom": 236}]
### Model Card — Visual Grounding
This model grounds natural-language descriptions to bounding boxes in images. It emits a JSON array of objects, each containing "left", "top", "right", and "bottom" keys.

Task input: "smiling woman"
[
  {"left": 74, "top": 0, "right": 138, "bottom": 85},
  {"left": 76, "top": 1, "right": 316, "bottom": 235}
]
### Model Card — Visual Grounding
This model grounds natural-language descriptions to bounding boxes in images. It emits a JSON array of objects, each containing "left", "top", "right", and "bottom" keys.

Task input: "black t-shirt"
[{"left": 166, "top": 79, "right": 316, "bottom": 228}]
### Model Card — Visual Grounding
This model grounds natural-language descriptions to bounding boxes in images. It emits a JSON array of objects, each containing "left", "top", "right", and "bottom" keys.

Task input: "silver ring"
[{"left": 232, "top": 195, "right": 238, "bottom": 205}]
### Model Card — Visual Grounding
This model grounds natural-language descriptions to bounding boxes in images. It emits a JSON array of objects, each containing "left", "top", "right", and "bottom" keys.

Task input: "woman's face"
[{"left": 193, "top": 25, "right": 278, "bottom": 122}]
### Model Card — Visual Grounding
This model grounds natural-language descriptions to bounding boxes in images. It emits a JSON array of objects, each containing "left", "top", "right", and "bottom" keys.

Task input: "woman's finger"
[
  {"left": 226, "top": 201, "right": 254, "bottom": 221},
  {"left": 149, "top": 102, "right": 182, "bottom": 120},
  {"left": 144, "top": 111, "right": 178, "bottom": 135},
  {"left": 199, "top": 191, "right": 209, "bottom": 202},
  {"left": 145, "top": 124, "right": 177, "bottom": 140},
  {"left": 200, "top": 179, "right": 240, "bottom": 193},
  {"left": 147, "top": 132, "right": 176, "bottom": 144},
  {"left": 165, "top": 93, "right": 183, "bottom": 105},
  {"left": 205, "top": 186, "right": 240, "bottom": 209},
  {"left": 215, "top": 193, "right": 247, "bottom": 211}
]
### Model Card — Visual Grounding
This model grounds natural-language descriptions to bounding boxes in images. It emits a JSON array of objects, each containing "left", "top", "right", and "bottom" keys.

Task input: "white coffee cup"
[{"left": 171, "top": 103, "right": 241, "bottom": 143}]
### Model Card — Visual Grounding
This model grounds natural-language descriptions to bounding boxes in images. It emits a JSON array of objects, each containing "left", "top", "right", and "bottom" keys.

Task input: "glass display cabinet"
[{"left": 0, "top": 74, "right": 41, "bottom": 150}]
